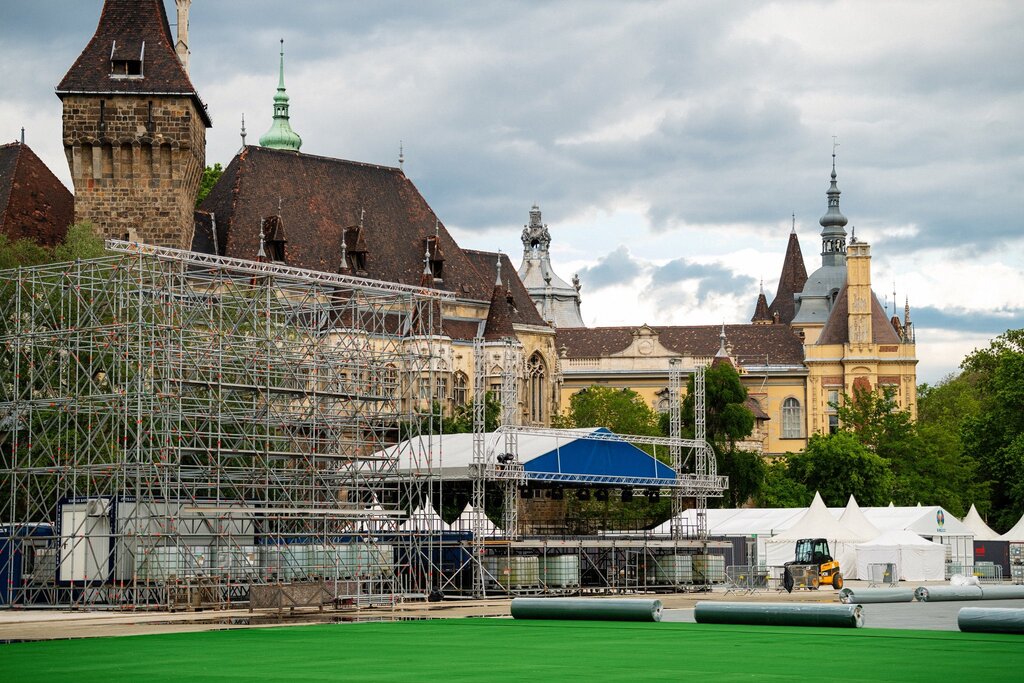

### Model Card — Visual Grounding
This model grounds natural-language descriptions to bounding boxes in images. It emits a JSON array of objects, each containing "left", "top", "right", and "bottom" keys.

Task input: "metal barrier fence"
[
  {"left": 724, "top": 565, "right": 771, "bottom": 594},
  {"left": 865, "top": 562, "right": 898, "bottom": 587},
  {"left": 972, "top": 562, "right": 1005, "bottom": 583}
]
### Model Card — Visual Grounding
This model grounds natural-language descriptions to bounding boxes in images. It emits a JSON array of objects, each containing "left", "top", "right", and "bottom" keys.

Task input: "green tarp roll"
[
  {"left": 693, "top": 601, "right": 863, "bottom": 628},
  {"left": 510, "top": 598, "right": 663, "bottom": 622},
  {"left": 838, "top": 588, "right": 915, "bottom": 604},
  {"left": 914, "top": 586, "right": 983, "bottom": 602},
  {"left": 958, "top": 607, "right": 1024, "bottom": 634},
  {"left": 979, "top": 585, "right": 1024, "bottom": 600}
]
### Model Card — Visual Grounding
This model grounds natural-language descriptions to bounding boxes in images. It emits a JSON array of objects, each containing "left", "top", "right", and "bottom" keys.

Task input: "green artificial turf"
[{"left": 1, "top": 619, "right": 1022, "bottom": 682}]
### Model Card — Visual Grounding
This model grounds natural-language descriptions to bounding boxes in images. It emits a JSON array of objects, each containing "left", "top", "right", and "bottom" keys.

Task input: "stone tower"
[
  {"left": 517, "top": 205, "right": 585, "bottom": 328},
  {"left": 56, "top": 0, "right": 211, "bottom": 249}
]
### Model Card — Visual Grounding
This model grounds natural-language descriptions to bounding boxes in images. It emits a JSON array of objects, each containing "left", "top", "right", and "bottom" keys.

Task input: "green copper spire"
[{"left": 259, "top": 39, "right": 302, "bottom": 151}]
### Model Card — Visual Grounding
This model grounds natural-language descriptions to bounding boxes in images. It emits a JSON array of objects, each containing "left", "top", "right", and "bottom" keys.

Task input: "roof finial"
[
  {"left": 20, "top": 127, "right": 25, "bottom": 145},
  {"left": 257, "top": 218, "right": 267, "bottom": 260},
  {"left": 259, "top": 38, "right": 302, "bottom": 151},
  {"left": 832, "top": 135, "right": 839, "bottom": 177},
  {"left": 277, "top": 196, "right": 283, "bottom": 216},
  {"left": 240, "top": 113, "right": 247, "bottom": 147},
  {"left": 717, "top": 323, "right": 728, "bottom": 357},
  {"left": 359, "top": 207, "right": 365, "bottom": 229},
  {"left": 340, "top": 229, "right": 348, "bottom": 270},
  {"left": 495, "top": 253, "right": 503, "bottom": 287},
  {"left": 423, "top": 246, "right": 431, "bottom": 276},
  {"left": 791, "top": 212, "right": 796, "bottom": 234},
  {"left": 398, "top": 140, "right": 404, "bottom": 170},
  {"left": 434, "top": 218, "right": 439, "bottom": 239},
  {"left": 759, "top": 278, "right": 764, "bottom": 295}
]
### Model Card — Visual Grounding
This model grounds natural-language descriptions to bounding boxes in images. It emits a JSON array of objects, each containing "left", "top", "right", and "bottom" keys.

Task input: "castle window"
[
  {"left": 527, "top": 353, "right": 546, "bottom": 424},
  {"left": 452, "top": 371, "right": 468, "bottom": 406},
  {"left": 781, "top": 397, "right": 802, "bottom": 439},
  {"left": 827, "top": 390, "right": 840, "bottom": 435}
]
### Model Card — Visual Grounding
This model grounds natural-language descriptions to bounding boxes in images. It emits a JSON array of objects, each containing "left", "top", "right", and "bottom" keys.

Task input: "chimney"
[
  {"left": 175, "top": 0, "right": 191, "bottom": 74},
  {"left": 846, "top": 241, "right": 872, "bottom": 345}
]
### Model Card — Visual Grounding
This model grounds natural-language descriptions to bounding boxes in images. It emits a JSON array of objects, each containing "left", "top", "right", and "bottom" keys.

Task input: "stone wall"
[{"left": 61, "top": 94, "right": 206, "bottom": 249}]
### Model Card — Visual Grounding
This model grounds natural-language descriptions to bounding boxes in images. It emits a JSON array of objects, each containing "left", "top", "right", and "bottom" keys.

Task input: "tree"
[
  {"left": 446, "top": 392, "right": 502, "bottom": 434},
  {"left": 757, "top": 460, "right": 811, "bottom": 508},
  {"left": 196, "top": 163, "right": 223, "bottom": 207},
  {"left": 681, "top": 361, "right": 758, "bottom": 505},
  {"left": 561, "top": 385, "right": 661, "bottom": 437},
  {"left": 787, "top": 431, "right": 893, "bottom": 507},
  {"left": 0, "top": 222, "right": 105, "bottom": 270},
  {"left": 959, "top": 329, "right": 1024, "bottom": 530}
]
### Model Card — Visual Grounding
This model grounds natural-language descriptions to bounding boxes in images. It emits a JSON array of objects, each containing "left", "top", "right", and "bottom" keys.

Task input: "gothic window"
[
  {"left": 782, "top": 397, "right": 802, "bottom": 439},
  {"left": 452, "top": 371, "right": 468, "bottom": 406},
  {"left": 527, "top": 353, "right": 547, "bottom": 424},
  {"left": 434, "top": 374, "right": 449, "bottom": 404},
  {"left": 382, "top": 364, "right": 397, "bottom": 400}
]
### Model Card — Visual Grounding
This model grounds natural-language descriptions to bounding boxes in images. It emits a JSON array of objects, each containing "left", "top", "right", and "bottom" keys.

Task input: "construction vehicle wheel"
[{"left": 833, "top": 573, "right": 844, "bottom": 590}]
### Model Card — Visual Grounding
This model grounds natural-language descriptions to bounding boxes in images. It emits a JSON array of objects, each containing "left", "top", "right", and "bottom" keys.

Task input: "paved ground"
[{"left": 1, "top": 579, "right": 1010, "bottom": 641}]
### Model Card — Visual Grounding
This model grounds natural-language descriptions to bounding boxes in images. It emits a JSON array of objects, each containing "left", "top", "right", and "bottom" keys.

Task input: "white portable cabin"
[{"left": 858, "top": 506, "right": 975, "bottom": 568}]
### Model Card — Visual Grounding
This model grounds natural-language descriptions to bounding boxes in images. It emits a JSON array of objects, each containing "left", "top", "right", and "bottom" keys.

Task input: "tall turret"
[
  {"left": 818, "top": 153, "right": 848, "bottom": 267},
  {"left": 56, "top": 0, "right": 211, "bottom": 249},
  {"left": 517, "top": 204, "right": 585, "bottom": 327},
  {"left": 175, "top": 0, "right": 191, "bottom": 73},
  {"left": 259, "top": 40, "right": 302, "bottom": 151}
]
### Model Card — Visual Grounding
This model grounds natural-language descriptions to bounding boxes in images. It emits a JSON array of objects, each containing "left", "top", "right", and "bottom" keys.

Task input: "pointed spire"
[
  {"left": 717, "top": 323, "right": 728, "bottom": 356},
  {"left": 257, "top": 218, "right": 267, "bottom": 261},
  {"left": 240, "top": 113, "right": 247, "bottom": 147},
  {"left": 259, "top": 39, "right": 302, "bottom": 151},
  {"left": 767, "top": 218, "right": 809, "bottom": 325},
  {"left": 819, "top": 143, "right": 848, "bottom": 267},
  {"left": 483, "top": 254, "right": 516, "bottom": 341},
  {"left": 751, "top": 280, "right": 771, "bottom": 324}
]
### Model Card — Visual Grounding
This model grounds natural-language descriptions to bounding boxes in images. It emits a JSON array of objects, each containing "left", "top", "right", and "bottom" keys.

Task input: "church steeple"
[
  {"left": 259, "top": 39, "right": 302, "bottom": 151},
  {"left": 818, "top": 148, "right": 848, "bottom": 267}
]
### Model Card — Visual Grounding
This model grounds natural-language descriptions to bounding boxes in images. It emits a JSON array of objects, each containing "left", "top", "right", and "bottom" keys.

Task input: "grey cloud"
[
  {"left": 647, "top": 258, "right": 756, "bottom": 302},
  {"left": 577, "top": 246, "right": 644, "bottom": 291},
  {"left": 911, "top": 306, "right": 1024, "bottom": 336}
]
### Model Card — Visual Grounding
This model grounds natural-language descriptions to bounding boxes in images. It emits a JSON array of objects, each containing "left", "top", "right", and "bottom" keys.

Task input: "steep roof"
[
  {"left": 482, "top": 281, "right": 517, "bottom": 340},
  {"left": 767, "top": 231, "right": 808, "bottom": 325},
  {"left": 56, "top": 0, "right": 211, "bottom": 127},
  {"left": 751, "top": 290, "right": 771, "bottom": 323},
  {"left": 198, "top": 146, "right": 495, "bottom": 299},
  {"left": 0, "top": 143, "right": 74, "bottom": 247},
  {"left": 464, "top": 250, "right": 548, "bottom": 328},
  {"left": 816, "top": 284, "right": 902, "bottom": 345},
  {"left": 556, "top": 324, "right": 805, "bottom": 366}
]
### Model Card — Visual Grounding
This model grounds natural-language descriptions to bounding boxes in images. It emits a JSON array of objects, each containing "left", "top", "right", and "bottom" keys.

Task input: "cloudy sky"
[{"left": 2, "top": 1, "right": 1022, "bottom": 382}]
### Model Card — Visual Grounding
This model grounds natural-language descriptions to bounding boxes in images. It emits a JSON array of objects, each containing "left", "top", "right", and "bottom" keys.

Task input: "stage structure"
[{"left": 0, "top": 240, "right": 447, "bottom": 609}]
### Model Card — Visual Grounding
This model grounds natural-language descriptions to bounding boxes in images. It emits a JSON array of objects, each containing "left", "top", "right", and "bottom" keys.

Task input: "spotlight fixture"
[
  {"left": 577, "top": 488, "right": 591, "bottom": 501},
  {"left": 621, "top": 488, "right": 634, "bottom": 503}
]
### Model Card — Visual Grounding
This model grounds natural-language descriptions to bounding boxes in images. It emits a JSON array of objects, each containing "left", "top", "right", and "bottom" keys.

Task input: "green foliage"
[
  {"left": 959, "top": 329, "right": 1024, "bottom": 530},
  {"left": 757, "top": 459, "right": 811, "bottom": 508},
  {"left": 720, "top": 448, "right": 765, "bottom": 507},
  {"left": 682, "top": 361, "right": 754, "bottom": 451},
  {"left": 787, "top": 432, "right": 893, "bottom": 507},
  {"left": 447, "top": 392, "right": 502, "bottom": 433},
  {"left": 563, "top": 385, "right": 661, "bottom": 436},
  {"left": 0, "top": 222, "right": 105, "bottom": 270},
  {"left": 196, "top": 163, "right": 224, "bottom": 207}
]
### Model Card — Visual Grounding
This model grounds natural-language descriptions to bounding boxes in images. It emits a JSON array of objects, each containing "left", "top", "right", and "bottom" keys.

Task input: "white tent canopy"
[
  {"left": 855, "top": 529, "right": 946, "bottom": 581},
  {"left": 449, "top": 504, "right": 503, "bottom": 536},
  {"left": 838, "top": 495, "right": 881, "bottom": 540},
  {"left": 764, "top": 492, "right": 871, "bottom": 578},
  {"left": 1001, "top": 512, "right": 1024, "bottom": 542},
  {"left": 399, "top": 500, "right": 448, "bottom": 533},
  {"left": 962, "top": 504, "right": 1001, "bottom": 541}
]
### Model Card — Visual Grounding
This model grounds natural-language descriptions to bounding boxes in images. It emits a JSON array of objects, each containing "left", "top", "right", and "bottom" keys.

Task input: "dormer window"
[
  {"left": 424, "top": 236, "right": 444, "bottom": 280},
  {"left": 110, "top": 40, "right": 145, "bottom": 79}
]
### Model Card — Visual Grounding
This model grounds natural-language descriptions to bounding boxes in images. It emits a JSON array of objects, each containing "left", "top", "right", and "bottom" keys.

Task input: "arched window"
[
  {"left": 782, "top": 397, "right": 802, "bottom": 439},
  {"left": 452, "top": 371, "right": 468, "bottom": 406},
  {"left": 527, "top": 353, "right": 547, "bottom": 424}
]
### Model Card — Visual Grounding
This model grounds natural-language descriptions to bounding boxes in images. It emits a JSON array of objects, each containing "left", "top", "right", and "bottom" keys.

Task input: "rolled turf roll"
[
  {"left": 838, "top": 587, "right": 915, "bottom": 604},
  {"left": 979, "top": 585, "right": 1024, "bottom": 600},
  {"left": 510, "top": 598, "right": 663, "bottom": 622},
  {"left": 914, "top": 586, "right": 984, "bottom": 602},
  {"left": 957, "top": 607, "right": 1024, "bottom": 634},
  {"left": 693, "top": 601, "right": 863, "bottom": 628}
]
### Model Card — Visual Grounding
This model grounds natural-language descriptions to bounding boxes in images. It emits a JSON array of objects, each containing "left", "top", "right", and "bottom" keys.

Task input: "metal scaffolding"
[{"left": 0, "top": 241, "right": 446, "bottom": 609}]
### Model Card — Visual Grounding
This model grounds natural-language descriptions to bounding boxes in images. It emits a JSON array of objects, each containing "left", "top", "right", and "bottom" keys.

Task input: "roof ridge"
[{"left": 244, "top": 144, "right": 402, "bottom": 173}]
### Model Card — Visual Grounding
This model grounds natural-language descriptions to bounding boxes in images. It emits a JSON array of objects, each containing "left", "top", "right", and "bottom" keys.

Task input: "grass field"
[{"left": 2, "top": 619, "right": 1022, "bottom": 682}]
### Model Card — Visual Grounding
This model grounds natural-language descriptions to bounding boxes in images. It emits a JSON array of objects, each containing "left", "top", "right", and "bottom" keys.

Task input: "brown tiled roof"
[
  {"left": 198, "top": 146, "right": 495, "bottom": 299},
  {"left": 767, "top": 231, "right": 808, "bottom": 325},
  {"left": 751, "top": 291, "right": 771, "bottom": 323},
  {"left": 463, "top": 250, "right": 548, "bottom": 328},
  {"left": 482, "top": 283, "right": 517, "bottom": 340},
  {"left": 816, "top": 285, "right": 902, "bottom": 345},
  {"left": 0, "top": 143, "right": 73, "bottom": 247},
  {"left": 56, "top": 0, "right": 211, "bottom": 127},
  {"left": 556, "top": 324, "right": 805, "bottom": 366},
  {"left": 745, "top": 396, "right": 770, "bottom": 420},
  {"left": 443, "top": 319, "right": 482, "bottom": 341}
]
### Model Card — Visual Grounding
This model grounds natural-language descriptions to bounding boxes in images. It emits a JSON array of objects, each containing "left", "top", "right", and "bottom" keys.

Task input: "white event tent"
[
  {"left": 838, "top": 495, "right": 880, "bottom": 540},
  {"left": 857, "top": 506, "right": 974, "bottom": 567},
  {"left": 399, "top": 500, "right": 449, "bottom": 533},
  {"left": 962, "top": 504, "right": 1001, "bottom": 541},
  {"left": 764, "top": 492, "right": 870, "bottom": 578},
  {"left": 855, "top": 529, "right": 945, "bottom": 581},
  {"left": 449, "top": 503, "right": 503, "bottom": 536},
  {"left": 1001, "top": 512, "right": 1024, "bottom": 542}
]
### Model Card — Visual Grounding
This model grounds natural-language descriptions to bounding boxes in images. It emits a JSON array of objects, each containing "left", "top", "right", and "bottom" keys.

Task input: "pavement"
[{"left": 0, "top": 580, "right": 1010, "bottom": 642}]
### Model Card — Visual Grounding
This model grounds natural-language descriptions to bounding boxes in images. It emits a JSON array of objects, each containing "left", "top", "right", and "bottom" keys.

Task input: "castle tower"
[
  {"left": 516, "top": 204, "right": 585, "bottom": 328},
  {"left": 259, "top": 40, "right": 302, "bottom": 151},
  {"left": 56, "top": 0, "right": 211, "bottom": 249},
  {"left": 846, "top": 241, "right": 873, "bottom": 345}
]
